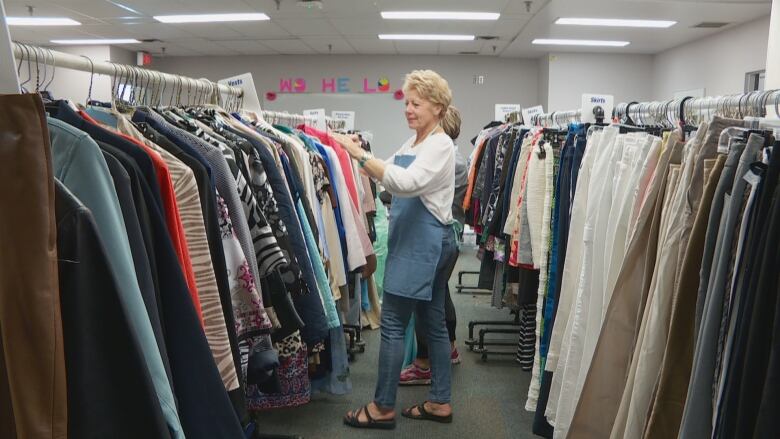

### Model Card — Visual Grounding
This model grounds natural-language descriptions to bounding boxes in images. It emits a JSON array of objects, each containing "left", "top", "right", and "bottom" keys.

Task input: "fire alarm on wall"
[{"left": 137, "top": 51, "right": 152, "bottom": 66}]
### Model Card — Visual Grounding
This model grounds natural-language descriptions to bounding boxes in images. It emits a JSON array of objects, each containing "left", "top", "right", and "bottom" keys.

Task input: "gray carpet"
[{"left": 253, "top": 246, "right": 537, "bottom": 438}]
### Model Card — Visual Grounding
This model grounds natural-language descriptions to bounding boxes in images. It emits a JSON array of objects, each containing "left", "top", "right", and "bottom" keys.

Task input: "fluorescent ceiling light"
[
  {"left": 154, "top": 13, "right": 270, "bottom": 23},
  {"left": 555, "top": 17, "right": 676, "bottom": 28},
  {"left": 7, "top": 17, "right": 81, "bottom": 26},
  {"left": 50, "top": 38, "right": 140, "bottom": 44},
  {"left": 381, "top": 11, "right": 500, "bottom": 20},
  {"left": 532, "top": 38, "right": 629, "bottom": 47},
  {"left": 106, "top": 1, "right": 144, "bottom": 15},
  {"left": 379, "top": 34, "right": 475, "bottom": 41}
]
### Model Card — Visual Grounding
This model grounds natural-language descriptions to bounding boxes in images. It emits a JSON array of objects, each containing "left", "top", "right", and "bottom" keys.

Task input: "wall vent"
[
  {"left": 692, "top": 22, "right": 729, "bottom": 28},
  {"left": 459, "top": 51, "right": 479, "bottom": 55}
]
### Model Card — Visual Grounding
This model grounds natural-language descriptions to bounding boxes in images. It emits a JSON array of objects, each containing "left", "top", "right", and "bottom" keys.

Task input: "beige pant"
[
  {"left": 642, "top": 154, "right": 725, "bottom": 439},
  {"left": 0, "top": 94, "right": 67, "bottom": 438},
  {"left": 567, "top": 133, "right": 683, "bottom": 439}
]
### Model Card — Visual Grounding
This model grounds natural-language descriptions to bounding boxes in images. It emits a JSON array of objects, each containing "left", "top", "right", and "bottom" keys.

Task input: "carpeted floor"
[{"left": 253, "top": 245, "right": 537, "bottom": 439}]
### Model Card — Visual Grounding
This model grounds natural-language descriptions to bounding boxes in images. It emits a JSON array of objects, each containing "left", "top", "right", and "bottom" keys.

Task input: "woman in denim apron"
[{"left": 337, "top": 70, "right": 458, "bottom": 430}]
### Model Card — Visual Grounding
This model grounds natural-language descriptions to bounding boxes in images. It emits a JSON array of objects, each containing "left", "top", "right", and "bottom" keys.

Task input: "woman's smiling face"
[{"left": 404, "top": 88, "right": 442, "bottom": 131}]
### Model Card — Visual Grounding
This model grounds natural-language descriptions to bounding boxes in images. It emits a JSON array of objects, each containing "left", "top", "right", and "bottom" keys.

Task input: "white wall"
[
  {"left": 652, "top": 16, "right": 770, "bottom": 99},
  {"left": 545, "top": 52, "right": 655, "bottom": 111},
  {"left": 538, "top": 55, "right": 550, "bottom": 110},
  {"left": 152, "top": 54, "right": 538, "bottom": 158},
  {"left": 764, "top": 3, "right": 780, "bottom": 90}
]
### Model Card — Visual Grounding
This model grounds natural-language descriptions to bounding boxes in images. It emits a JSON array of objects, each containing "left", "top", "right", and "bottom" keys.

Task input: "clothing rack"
[
  {"left": 261, "top": 110, "right": 346, "bottom": 130},
  {"left": 529, "top": 109, "right": 583, "bottom": 127},
  {"left": 530, "top": 89, "right": 780, "bottom": 128},
  {"left": 614, "top": 90, "right": 780, "bottom": 127},
  {"left": 11, "top": 42, "right": 243, "bottom": 106}
]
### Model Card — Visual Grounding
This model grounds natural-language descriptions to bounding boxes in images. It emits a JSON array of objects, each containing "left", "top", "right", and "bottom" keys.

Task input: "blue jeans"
[{"left": 374, "top": 227, "right": 458, "bottom": 408}]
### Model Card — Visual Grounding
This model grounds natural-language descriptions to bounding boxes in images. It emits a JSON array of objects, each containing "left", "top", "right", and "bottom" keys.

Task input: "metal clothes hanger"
[
  {"left": 36, "top": 46, "right": 48, "bottom": 94},
  {"left": 20, "top": 44, "right": 33, "bottom": 92},
  {"left": 80, "top": 55, "right": 95, "bottom": 106},
  {"left": 32, "top": 45, "right": 41, "bottom": 92}
]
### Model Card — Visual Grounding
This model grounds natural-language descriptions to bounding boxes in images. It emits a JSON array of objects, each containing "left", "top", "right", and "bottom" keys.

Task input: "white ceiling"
[{"left": 4, "top": 0, "right": 772, "bottom": 57}]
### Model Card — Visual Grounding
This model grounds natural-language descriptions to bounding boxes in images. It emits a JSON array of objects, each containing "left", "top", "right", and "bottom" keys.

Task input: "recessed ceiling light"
[
  {"left": 381, "top": 11, "right": 500, "bottom": 20},
  {"left": 153, "top": 13, "right": 270, "bottom": 23},
  {"left": 532, "top": 38, "right": 630, "bottom": 47},
  {"left": 555, "top": 18, "right": 676, "bottom": 28},
  {"left": 379, "top": 34, "right": 476, "bottom": 41},
  {"left": 7, "top": 17, "right": 81, "bottom": 26},
  {"left": 50, "top": 38, "right": 140, "bottom": 44}
]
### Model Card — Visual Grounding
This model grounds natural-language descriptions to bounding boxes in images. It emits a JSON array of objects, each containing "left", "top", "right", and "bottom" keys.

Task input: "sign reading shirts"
[
  {"left": 278, "top": 76, "right": 393, "bottom": 93},
  {"left": 580, "top": 93, "right": 614, "bottom": 123}
]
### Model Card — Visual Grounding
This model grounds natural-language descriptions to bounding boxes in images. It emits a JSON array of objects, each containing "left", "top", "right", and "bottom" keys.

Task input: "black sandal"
[
  {"left": 402, "top": 402, "right": 453, "bottom": 424},
  {"left": 343, "top": 405, "right": 396, "bottom": 430}
]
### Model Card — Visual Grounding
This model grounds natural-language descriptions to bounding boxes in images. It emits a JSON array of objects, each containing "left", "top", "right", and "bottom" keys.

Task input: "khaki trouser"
[
  {"left": 0, "top": 93, "right": 67, "bottom": 438},
  {"left": 642, "top": 153, "right": 727, "bottom": 439},
  {"left": 567, "top": 134, "right": 683, "bottom": 439}
]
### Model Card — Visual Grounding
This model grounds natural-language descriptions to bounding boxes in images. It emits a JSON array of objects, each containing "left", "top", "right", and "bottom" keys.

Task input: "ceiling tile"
[
  {"left": 228, "top": 21, "right": 292, "bottom": 38},
  {"left": 437, "top": 40, "right": 485, "bottom": 55},
  {"left": 393, "top": 41, "right": 440, "bottom": 55},
  {"left": 300, "top": 36, "right": 356, "bottom": 54},
  {"left": 150, "top": 45, "right": 201, "bottom": 56},
  {"left": 481, "top": 41, "right": 508, "bottom": 56},
  {"left": 503, "top": 0, "right": 549, "bottom": 15},
  {"left": 491, "top": 18, "right": 529, "bottom": 38},
  {"left": 243, "top": 0, "right": 378, "bottom": 19},
  {"left": 273, "top": 18, "right": 339, "bottom": 36},
  {"left": 3, "top": 0, "right": 774, "bottom": 58},
  {"left": 261, "top": 38, "right": 316, "bottom": 54},
  {"left": 167, "top": 23, "right": 244, "bottom": 40},
  {"left": 327, "top": 17, "right": 389, "bottom": 36},
  {"left": 213, "top": 39, "right": 277, "bottom": 55},
  {"left": 375, "top": 0, "right": 511, "bottom": 12},
  {"left": 171, "top": 38, "right": 241, "bottom": 55},
  {"left": 124, "top": 0, "right": 255, "bottom": 16},
  {"left": 346, "top": 38, "right": 397, "bottom": 54},
  {"left": 80, "top": 22, "right": 194, "bottom": 40}
]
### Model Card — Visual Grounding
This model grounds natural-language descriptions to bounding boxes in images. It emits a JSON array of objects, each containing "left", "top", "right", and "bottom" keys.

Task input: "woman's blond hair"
[
  {"left": 402, "top": 69, "right": 452, "bottom": 119},
  {"left": 441, "top": 106, "right": 461, "bottom": 140}
]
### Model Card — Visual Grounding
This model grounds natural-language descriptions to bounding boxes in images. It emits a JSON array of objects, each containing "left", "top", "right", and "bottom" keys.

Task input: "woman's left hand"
[{"left": 333, "top": 133, "right": 364, "bottom": 159}]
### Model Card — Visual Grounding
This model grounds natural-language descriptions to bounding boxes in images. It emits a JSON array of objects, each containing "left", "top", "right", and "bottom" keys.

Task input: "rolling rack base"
[
  {"left": 455, "top": 270, "right": 492, "bottom": 295},
  {"left": 343, "top": 324, "right": 365, "bottom": 362},
  {"left": 465, "top": 310, "right": 521, "bottom": 361}
]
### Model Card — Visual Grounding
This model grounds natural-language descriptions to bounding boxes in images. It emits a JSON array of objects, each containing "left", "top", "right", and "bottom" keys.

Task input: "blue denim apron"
[{"left": 383, "top": 154, "right": 449, "bottom": 301}]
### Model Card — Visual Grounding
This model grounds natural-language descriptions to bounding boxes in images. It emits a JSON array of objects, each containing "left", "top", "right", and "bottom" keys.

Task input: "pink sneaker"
[
  {"left": 451, "top": 347, "right": 462, "bottom": 365},
  {"left": 399, "top": 363, "right": 431, "bottom": 386}
]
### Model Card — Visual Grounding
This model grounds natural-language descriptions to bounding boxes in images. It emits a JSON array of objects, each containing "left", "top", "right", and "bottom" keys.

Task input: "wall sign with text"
[
  {"left": 522, "top": 105, "right": 544, "bottom": 124},
  {"left": 331, "top": 111, "right": 355, "bottom": 130},
  {"left": 495, "top": 104, "right": 521, "bottom": 121},
  {"left": 278, "top": 76, "right": 392, "bottom": 94}
]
